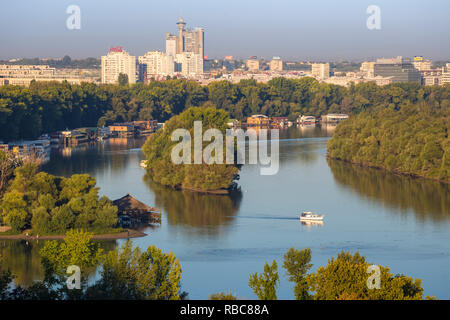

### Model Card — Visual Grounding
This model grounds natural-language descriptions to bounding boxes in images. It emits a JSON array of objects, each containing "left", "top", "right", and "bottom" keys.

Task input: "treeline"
[
  {"left": 0, "top": 160, "right": 118, "bottom": 234},
  {"left": 1, "top": 78, "right": 449, "bottom": 142},
  {"left": 0, "top": 233, "right": 431, "bottom": 300},
  {"left": 327, "top": 105, "right": 450, "bottom": 183},
  {"left": 243, "top": 248, "right": 429, "bottom": 300},
  {"left": 0, "top": 56, "right": 100, "bottom": 69},
  {"left": 0, "top": 231, "right": 185, "bottom": 300}
]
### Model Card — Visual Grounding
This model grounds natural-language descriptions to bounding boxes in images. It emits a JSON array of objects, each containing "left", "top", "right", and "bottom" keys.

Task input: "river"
[{"left": 1, "top": 125, "right": 449, "bottom": 299}]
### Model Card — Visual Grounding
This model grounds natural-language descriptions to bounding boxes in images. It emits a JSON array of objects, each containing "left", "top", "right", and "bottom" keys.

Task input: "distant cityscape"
[{"left": 0, "top": 18, "right": 449, "bottom": 87}]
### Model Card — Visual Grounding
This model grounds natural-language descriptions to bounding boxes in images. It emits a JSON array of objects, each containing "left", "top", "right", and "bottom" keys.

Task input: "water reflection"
[
  {"left": 0, "top": 240, "right": 117, "bottom": 287},
  {"left": 144, "top": 177, "right": 242, "bottom": 236},
  {"left": 300, "top": 220, "right": 324, "bottom": 227},
  {"left": 278, "top": 125, "right": 332, "bottom": 139},
  {"left": 328, "top": 159, "right": 450, "bottom": 222},
  {"left": 0, "top": 240, "right": 44, "bottom": 287},
  {"left": 41, "top": 137, "right": 147, "bottom": 177}
]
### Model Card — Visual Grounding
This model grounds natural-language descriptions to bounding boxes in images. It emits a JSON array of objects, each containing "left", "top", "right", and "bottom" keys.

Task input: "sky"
[{"left": 0, "top": 0, "right": 449, "bottom": 61}]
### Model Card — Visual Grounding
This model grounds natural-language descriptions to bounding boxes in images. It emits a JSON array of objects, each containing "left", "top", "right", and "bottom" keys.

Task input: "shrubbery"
[
  {"left": 0, "top": 163, "right": 118, "bottom": 234},
  {"left": 327, "top": 104, "right": 450, "bottom": 182}
]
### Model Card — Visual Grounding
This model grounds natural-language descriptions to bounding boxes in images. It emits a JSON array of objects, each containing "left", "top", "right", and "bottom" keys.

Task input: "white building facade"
[{"left": 101, "top": 47, "right": 136, "bottom": 84}]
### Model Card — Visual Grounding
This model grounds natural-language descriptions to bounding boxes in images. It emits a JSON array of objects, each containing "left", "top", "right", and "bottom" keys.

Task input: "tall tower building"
[
  {"left": 176, "top": 18, "right": 186, "bottom": 54},
  {"left": 101, "top": 47, "right": 136, "bottom": 84},
  {"left": 166, "top": 18, "right": 204, "bottom": 61}
]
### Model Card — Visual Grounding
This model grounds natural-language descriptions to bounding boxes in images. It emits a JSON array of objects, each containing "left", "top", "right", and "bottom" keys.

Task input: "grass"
[{"left": 0, "top": 228, "right": 21, "bottom": 235}]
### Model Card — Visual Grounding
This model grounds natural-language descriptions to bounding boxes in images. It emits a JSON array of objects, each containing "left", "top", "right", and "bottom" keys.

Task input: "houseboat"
[{"left": 298, "top": 115, "right": 316, "bottom": 125}]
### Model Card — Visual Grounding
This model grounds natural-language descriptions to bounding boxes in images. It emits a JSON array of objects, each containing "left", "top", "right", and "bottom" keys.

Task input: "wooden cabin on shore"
[{"left": 113, "top": 194, "right": 161, "bottom": 227}]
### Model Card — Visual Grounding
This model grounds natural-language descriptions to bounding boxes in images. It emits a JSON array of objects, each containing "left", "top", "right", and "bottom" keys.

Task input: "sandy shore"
[{"left": 0, "top": 229, "right": 147, "bottom": 240}]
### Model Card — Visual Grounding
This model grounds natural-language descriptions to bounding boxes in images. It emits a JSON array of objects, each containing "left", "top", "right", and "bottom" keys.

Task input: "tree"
[
  {"left": 1, "top": 167, "right": 118, "bottom": 234},
  {"left": 306, "top": 251, "right": 424, "bottom": 300},
  {"left": 209, "top": 291, "right": 237, "bottom": 300},
  {"left": 85, "top": 241, "right": 185, "bottom": 300},
  {"left": 0, "top": 151, "right": 21, "bottom": 196},
  {"left": 118, "top": 73, "right": 129, "bottom": 86},
  {"left": 142, "top": 106, "right": 239, "bottom": 192},
  {"left": 283, "top": 247, "right": 313, "bottom": 300},
  {"left": 248, "top": 260, "right": 279, "bottom": 300},
  {"left": 40, "top": 229, "right": 103, "bottom": 275},
  {"left": 62, "top": 55, "right": 72, "bottom": 66}
]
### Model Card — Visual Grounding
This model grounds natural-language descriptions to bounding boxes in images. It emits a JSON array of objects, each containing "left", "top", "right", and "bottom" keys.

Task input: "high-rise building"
[
  {"left": 101, "top": 47, "right": 136, "bottom": 84},
  {"left": 374, "top": 56, "right": 421, "bottom": 83},
  {"left": 175, "top": 52, "right": 204, "bottom": 76},
  {"left": 311, "top": 63, "right": 330, "bottom": 79},
  {"left": 246, "top": 58, "right": 260, "bottom": 72},
  {"left": 412, "top": 56, "right": 433, "bottom": 71},
  {"left": 360, "top": 61, "right": 375, "bottom": 77},
  {"left": 270, "top": 57, "right": 283, "bottom": 72},
  {"left": 138, "top": 51, "right": 174, "bottom": 81},
  {"left": 165, "top": 33, "right": 177, "bottom": 57},
  {"left": 166, "top": 18, "right": 204, "bottom": 60},
  {"left": 441, "top": 65, "right": 450, "bottom": 85}
]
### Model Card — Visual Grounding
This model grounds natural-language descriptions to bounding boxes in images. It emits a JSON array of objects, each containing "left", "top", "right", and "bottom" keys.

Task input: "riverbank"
[
  {"left": 327, "top": 156, "right": 450, "bottom": 185},
  {"left": 0, "top": 228, "right": 147, "bottom": 240}
]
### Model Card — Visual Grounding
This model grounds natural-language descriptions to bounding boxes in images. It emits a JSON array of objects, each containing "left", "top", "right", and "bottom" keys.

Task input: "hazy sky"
[{"left": 1, "top": 0, "right": 449, "bottom": 61}]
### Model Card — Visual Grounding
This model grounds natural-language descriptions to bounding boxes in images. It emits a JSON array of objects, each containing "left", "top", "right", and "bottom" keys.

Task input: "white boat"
[{"left": 299, "top": 211, "right": 324, "bottom": 221}]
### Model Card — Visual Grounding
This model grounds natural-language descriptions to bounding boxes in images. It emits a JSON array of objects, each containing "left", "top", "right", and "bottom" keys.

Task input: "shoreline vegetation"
[
  {"left": 0, "top": 160, "right": 124, "bottom": 236},
  {"left": 142, "top": 107, "right": 240, "bottom": 194},
  {"left": 0, "top": 232, "right": 433, "bottom": 300},
  {"left": 0, "top": 228, "right": 146, "bottom": 240},
  {"left": 326, "top": 156, "right": 450, "bottom": 184},
  {"left": 1, "top": 79, "right": 448, "bottom": 143},
  {"left": 327, "top": 105, "right": 449, "bottom": 184}
]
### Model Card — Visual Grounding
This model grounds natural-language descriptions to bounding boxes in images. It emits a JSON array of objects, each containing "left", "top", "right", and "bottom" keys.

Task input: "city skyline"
[{"left": 1, "top": 0, "right": 449, "bottom": 61}]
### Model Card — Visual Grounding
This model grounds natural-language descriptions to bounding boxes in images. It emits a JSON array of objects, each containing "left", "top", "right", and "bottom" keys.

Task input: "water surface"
[{"left": 2, "top": 126, "right": 449, "bottom": 299}]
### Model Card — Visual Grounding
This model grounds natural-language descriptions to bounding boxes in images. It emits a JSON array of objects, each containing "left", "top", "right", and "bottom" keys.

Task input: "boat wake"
[{"left": 233, "top": 215, "right": 299, "bottom": 221}]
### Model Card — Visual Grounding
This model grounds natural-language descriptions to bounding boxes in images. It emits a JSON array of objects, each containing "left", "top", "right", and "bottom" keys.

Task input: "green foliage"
[
  {"left": 142, "top": 107, "right": 239, "bottom": 192},
  {"left": 248, "top": 260, "right": 280, "bottom": 300},
  {"left": 84, "top": 241, "right": 184, "bottom": 300},
  {"left": 1, "top": 79, "right": 448, "bottom": 142},
  {"left": 283, "top": 247, "right": 313, "bottom": 300},
  {"left": 327, "top": 104, "right": 450, "bottom": 182},
  {"left": 118, "top": 73, "right": 129, "bottom": 86},
  {"left": 0, "top": 165, "right": 118, "bottom": 234},
  {"left": 250, "top": 249, "right": 428, "bottom": 300},
  {"left": 209, "top": 291, "right": 237, "bottom": 300},
  {"left": 40, "top": 229, "right": 103, "bottom": 276},
  {"left": 1, "top": 234, "right": 186, "bottom": 300},
  {"left": 307, "top": 251, "right": 424, "bottom": 300},
  {"left": 0, "top": 150, "right": 22, "bottom": 197}
]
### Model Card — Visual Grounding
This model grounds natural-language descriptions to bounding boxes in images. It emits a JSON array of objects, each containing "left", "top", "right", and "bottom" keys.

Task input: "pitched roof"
[{"left": 113, "top": 194, "right": 159, "bottom": 212}]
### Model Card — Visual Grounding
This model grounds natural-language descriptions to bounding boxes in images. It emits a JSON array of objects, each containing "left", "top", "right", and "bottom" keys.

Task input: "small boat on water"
[{"left": 299, "top": 211, "right": 324, "bottom": 221}]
